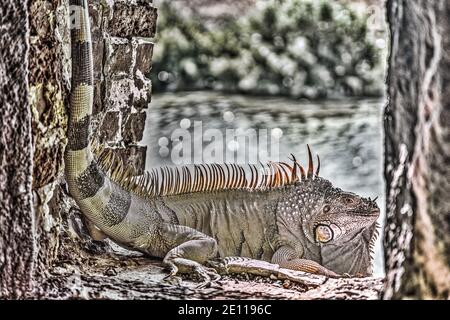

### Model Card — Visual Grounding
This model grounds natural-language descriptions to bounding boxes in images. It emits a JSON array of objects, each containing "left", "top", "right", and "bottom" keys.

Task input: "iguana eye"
[
  {"left": 344, "top": 197, "right": 355, "bottom": 205},
  {"left": 323, "top": 205, "right": 331, "bottom": 213}
]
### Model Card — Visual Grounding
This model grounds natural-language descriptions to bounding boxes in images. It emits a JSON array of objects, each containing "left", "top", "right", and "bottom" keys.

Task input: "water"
[{"left": 143, "top": 91, "right": 385, "bottom": 276}]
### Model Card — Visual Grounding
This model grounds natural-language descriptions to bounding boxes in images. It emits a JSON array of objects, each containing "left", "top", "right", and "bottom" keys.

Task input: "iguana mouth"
[{"left": 349, "top": 208, "right": 380, "bottom": 217}]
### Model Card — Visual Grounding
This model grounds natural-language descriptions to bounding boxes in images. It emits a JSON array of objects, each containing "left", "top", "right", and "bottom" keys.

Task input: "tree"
[
  {"left": 0, "top": 0, "right": 35, "bottom": 299},
  {"left": 383, "top": 0, "right": 450, "bottom": 299}
]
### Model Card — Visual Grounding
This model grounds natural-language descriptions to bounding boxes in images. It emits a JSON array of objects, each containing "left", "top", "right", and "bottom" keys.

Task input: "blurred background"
[{"left": 143, "top": 0, "right": 387, "bottom": 275}]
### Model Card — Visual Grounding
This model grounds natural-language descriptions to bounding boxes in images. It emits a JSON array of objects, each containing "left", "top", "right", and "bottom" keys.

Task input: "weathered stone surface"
[
  {"left": 105, "top": 37, "right": 133, "bottom": 79},
  {"left": 38, "top": 247, "right": 383, "bottom": 300},
  {"left": 29, "top": 0, "right": 68, "bottom": 189},
  {"left": 106, "top": 78, "right": 134, "bottom": 109},
  {"left": 90, "top": 2, "right": 105, "bottom": 115},
  {"left": 122, "top": 111, "right": 147, "bottom": 143},
  {"left": 29, "top": 0, "right": 53, "bottom": 37},
  {"left": 90, "top": 3, "right": 104, "bottom": 80},
  {"left": 29, "top": 83, "right": 67, "bottom": 188},
  {"left": 26, "top": 1, "right": 73, "bottom": 291},
  {"left": 133, "top": 38, "right": 154, "bottom": 76},
  {"left": 104, "top": 37, "right": 154, "bottom": 80},
  {"left": 106, "top": 77, "right": 151, "bottom": 110},
  {"left": 92, "top": 37, "right": 104, "bottom": 80},
  {"left": 116, "top": 145, "right": 147, "bottom": 175},
  {"left": 0, "top": 0, "right": 35, "bottom": 298},
  {"left": 133, "top": 74, "right": 152, "bottom": 109},
  {"left": 99, "top": 111, "right": 121, "bottom": 143},
  {"left": 108, "top": 0, "right": 158, "bottom": 38},
  {"left": 93, "top": 80, "right": 104, "bottom": 115}
]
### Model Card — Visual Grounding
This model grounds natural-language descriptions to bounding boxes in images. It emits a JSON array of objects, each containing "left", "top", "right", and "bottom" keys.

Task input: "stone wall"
[
  {"left": 0, "top": 0, "right": 35, "bottom": 298},
  {"left": 90, "top": 0, "right": 156, "bottom": 174},
  {"left": 30, "top": 0, "right": 157, "bottom": 189},
  {"left": 28, "top": 0, "right": 157, "bottom": 289}
]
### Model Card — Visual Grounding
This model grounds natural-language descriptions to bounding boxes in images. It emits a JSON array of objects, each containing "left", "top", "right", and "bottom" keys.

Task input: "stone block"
[
  {"left": 107, "top": 0, "right": 157, "bottom": 38},
  {"left": 104, "top": 37, "right": 154, "bottom": 80},
  {"left": 133, "top": 74, "right": 152, "bottom": 110},
  {"left": 98, "top": 111, "right": 121, "bottom": 143},
  {"left": 93, "top": 80, "right": 104, "bottom": 115},
  {"left": 133, "top": 38, "right": 154, "bottom": 77},
  {"left": 106, "top": 76, "right": 151, "bottom": 110},
  {"left": 89, "top": 2, "right": 104, "bottom": 80},
  {"left": 106, "top": 78, "right": 133, "bottom": 110},
  {"left": 122, "top": 111, "right": 147, "bottom": 143},
  {"left": 115, "top": 145, "right": 147, "bottom": 175},
  {"left": 104, "top": 37, "right": 133, "bottom": 79}
]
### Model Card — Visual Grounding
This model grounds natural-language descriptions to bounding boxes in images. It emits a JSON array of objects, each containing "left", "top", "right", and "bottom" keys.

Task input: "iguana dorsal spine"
[{"left": 93, "top": 141, "right": 321, "bottom": 199}]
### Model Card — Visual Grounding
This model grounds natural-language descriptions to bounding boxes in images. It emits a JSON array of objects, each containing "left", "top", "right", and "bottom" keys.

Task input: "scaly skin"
[
  {"left": 161, "top": 177, "right": 379, "bottom": 277},
  {"left": 66, "top": 0, "right": 380, "bottom": 285}
]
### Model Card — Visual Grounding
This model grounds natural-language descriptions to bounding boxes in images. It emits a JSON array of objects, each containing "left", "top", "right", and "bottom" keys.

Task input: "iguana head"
[
  {"left": 274, "top": 146, "right": 380, "bottom": 275},
  {"left": 276, "top": 177, "right": 380, "bottom": 275},
  {"left": 278, "top": 177, "right": 379, "bottom": 245},
  {"left": 306, "top": 182, "right": 380, "bottom": 246}
]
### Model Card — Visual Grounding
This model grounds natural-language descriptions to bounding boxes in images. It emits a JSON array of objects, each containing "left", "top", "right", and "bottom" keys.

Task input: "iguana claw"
[
  {"left": 162, "top": 260, "right": 221, "bottom": 288},
  {"left": 193, "top": 265, "right": 221, "bottom": 289},
  {"left": 342, "top": 273, "right": 352, "bottom": 278},
  {"left": 162, "top": 264, "right": 183, "bottom": 285},
  {"left": 162, "top": 273, "right": 182, "bottom": 286}
]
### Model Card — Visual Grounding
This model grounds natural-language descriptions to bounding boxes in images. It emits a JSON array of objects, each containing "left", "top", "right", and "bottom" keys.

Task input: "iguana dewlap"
[{"left": 66, "top": 0, "right": 380, "bottom": 283}]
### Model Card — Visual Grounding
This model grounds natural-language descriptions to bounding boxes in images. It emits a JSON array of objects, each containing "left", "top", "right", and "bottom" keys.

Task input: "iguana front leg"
[
  {"left": 271, "top": 245, "right": 340, "bottom": 278},
  {"left": 160, "top": 224, "right": 219, "bottom": 287}
]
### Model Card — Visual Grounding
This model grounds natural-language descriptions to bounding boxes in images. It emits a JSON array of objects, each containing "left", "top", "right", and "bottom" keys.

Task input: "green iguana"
[{"left": 66, "top": 0, "right": 380, "bottom": 285}]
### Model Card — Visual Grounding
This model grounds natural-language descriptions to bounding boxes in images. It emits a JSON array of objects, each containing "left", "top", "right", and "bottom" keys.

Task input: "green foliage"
[{"left": 151, "top": 0, "right": 384, "bottom": 98}]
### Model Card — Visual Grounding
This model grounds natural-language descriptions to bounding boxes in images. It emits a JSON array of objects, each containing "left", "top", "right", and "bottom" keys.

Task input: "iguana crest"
[{"left": 93, "top": 141, "right": 321, "bottom": 199}]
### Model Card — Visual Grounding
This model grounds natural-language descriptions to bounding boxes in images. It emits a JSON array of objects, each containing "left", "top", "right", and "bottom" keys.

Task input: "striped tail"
[
  {"left": 65, "top": 0, "right": 95, "bottom": 193},
  {"left": 65, "top": 0, "right": 117, "bottom": 228}
]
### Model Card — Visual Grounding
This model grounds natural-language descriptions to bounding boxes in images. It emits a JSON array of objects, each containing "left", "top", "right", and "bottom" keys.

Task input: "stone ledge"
[{"left": 41, "top": 253, "right": 383, "bottom": 300}]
